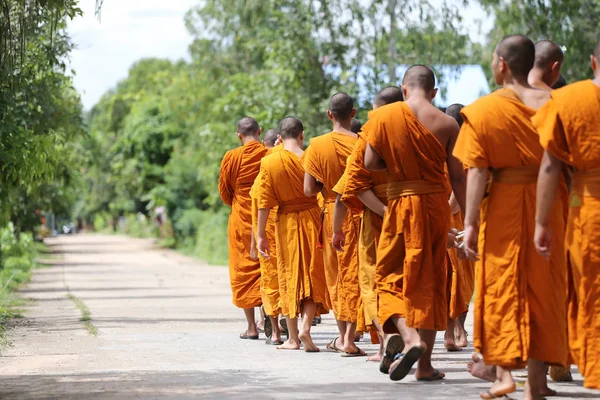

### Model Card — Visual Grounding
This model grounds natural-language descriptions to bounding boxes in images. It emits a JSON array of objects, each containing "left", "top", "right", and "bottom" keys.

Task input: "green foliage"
[{"left": 478, "top": 0, "right": 600, "bottom": 85}]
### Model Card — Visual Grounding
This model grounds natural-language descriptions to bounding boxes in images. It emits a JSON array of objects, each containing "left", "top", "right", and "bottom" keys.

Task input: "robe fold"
[
  {"left": 366, "top": 102, "right": 450, "bottom": 332},
  {"left": 302, "top": 132, "right": 360, "bottom": 322},
  {"left": 219, "top": 141, "right": 268, "bottom": 308},
  {"left": 447, "top": 209, "right": 474, "bottom": 319},
  {"left": 250, "top": 145, "right": 284, "bottom": 317},
  {"left": 454, "top": 88, "right": 568, "bottom": 369},
  {"left": 256, "top": 149, "right": 330, "bottom": 318},
  {"left": 533, "top": 80, "right": 600, "bottom": 388},
  {"left": 340, "top": 131, "right": 389, "bottom": 332}
]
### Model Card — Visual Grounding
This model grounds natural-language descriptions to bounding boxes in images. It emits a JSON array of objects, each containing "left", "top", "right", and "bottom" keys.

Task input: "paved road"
[{"left": 0, "top": 235, "right": 596, "bottom": 399}]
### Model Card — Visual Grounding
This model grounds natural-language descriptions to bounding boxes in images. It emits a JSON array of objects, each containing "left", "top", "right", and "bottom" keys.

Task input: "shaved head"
[
  {"left": 373, "top": 86, "right": 403, "bottom": 108},
  {"left": 402, "top": 65, "right": 436, "bottom": 92},
  {"left": 263, "top": 128, "right": 279, "bottom": 147},
  {"left": 279, "top": 117, "right": 303, "bottom": 139},
  {"left": 236, "top": 117, "right": 260, "bottom": 136},
  {"left": 534, "top": 40, "right": 564, "bottom": 68},
  {"left": 495, "top": 35, "right": 535, "bottom": 78},
  {"left": 329, "top": 92, "right": 355, "bottom": 120},
  {"left": 351, "top": 118, "right": 362, "bottom": 134},
  {"left": 445, "top": 104, "right": 465, "bottom": 128}
]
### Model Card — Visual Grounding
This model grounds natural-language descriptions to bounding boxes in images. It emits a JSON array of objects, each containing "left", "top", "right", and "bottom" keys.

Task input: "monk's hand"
[
  {"left": 447, "top": 228, "right": 459, "bottom": 249},
  {"left": 462, "top": 224, "right": 480, "bottom": 261},
  {"left": 534, "top": 223, "right": 552, "bottom": 259},
  {"left": 332, "top": 230, "right": 345, "bottom": 252},
  {"left": 257, "top": 235, "right": 270, "bottom": 260},
  {"left": 250, "top": 246, "right": 258, "bottom": 261}
]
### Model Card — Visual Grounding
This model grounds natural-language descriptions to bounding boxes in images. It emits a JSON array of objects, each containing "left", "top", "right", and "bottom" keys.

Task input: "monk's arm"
[
  {"left": 464, "top": 168, "right": 486, "bottom": 228},
  {"left": 356, "top": 190, "right": 387, "bottom": 217},
  {"left": 304, "top": 172, "right": 323, "bottom": 197},
  {"left": 332, "top": 195, "right": 348, "bottom": 252},
  {"left": 364, "top": 144, "right": 386, "bottom": 171},
  {"left": 446, "top": 126, "right": 467, "bottom": 212},
  {"left": 535, "top": 150, "right": 562, "bottom": 227},
  {"left": 448, "top": 192, "right": 460, "bottom": 215},
  {"left": 218, "top": 154, "right": 234, "bottom": 206},
  {"left": 257, "top": 208, "right": 272, "bottom": 258}
]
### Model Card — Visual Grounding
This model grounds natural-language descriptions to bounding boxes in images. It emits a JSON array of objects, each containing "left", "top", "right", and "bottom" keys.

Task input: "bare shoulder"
[{"left": 523, "top": 88, "right": 551, "bottom": 111}]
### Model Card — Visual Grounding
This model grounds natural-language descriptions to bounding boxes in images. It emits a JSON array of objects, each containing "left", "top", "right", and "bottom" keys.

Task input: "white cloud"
[{"left": 68, "top": 0, "right": 197, "bottom": 109}]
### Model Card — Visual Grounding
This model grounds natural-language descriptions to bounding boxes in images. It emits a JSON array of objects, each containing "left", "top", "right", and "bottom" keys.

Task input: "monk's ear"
[
  {"left": 401, "top": 85, "right": 408, "bottom": 100},
  {"left": 327, "top": 110, "right": 335, "bottom": 121},
  {"left": 431, "top": 88, "right": 438, "bottom": 100},
  {"left": 591, "top": 55, "right": 597, "bottom": 72},
  {"left": 299, "top": 131, "right": 305, "bottom": 142},
  {"left": 350, "top": 108, "right": 357, "bottom": 119},
  {"left": 551, "top": 61, "right": 561, "bottom": 74},
  {"left": 236, "top": 132, "right": 242, "bottom": 140},
  {"left": 257, "top": 127, "right": 263, "bottom": 137}
]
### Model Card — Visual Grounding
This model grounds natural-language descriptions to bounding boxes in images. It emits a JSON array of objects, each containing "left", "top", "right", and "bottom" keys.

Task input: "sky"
[{"left": 67, "top": 1, "right": 492, "bottom": 110}]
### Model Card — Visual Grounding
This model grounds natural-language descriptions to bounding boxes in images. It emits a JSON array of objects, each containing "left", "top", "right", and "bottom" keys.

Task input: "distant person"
[
  {"left": 249, "top": 128, "right": 284, "bottom": 345},
  {"left": 528, "top": 40, "right": 563, "bottom": 91},
  {"left": 218, "top": 117, "right": 267, "bottom": 341},
  {"left": 331, "top": 85, "right": 404, "bottom": 367},
  {"left": 454, "top": 35, "right": 567, "bottom": 399},
  {"left": 533, "top": 39, "right": 600, "bottom": 391},
  {"left": 364, "top": 65, "right": 467, "bottom": 382},
  {"left": 255, "top": 117, "right": 330, "bottom": 351}
]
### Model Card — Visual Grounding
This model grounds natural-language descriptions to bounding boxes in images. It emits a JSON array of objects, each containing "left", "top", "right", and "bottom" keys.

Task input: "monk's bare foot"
[
  {"left": 367, "top": 352, "right": 383, "bottom": 362},
  {"left": 444, "top": 338, "right": 462, "bottom": 352},
  {"left": 480, "top": 380, "right": 516, "bottom": 399},
  {"left": 456, "top": 337, "right": 469, "bottom": 348},
  {"left": 277, "top": 339, "right": 300, "bottom": 350},
  {"left": 540, "top": 385, "right": 558, "bottom": 397},
  {"left": 299, "top": 330, "right": 319, "bottom": 352},
  {"left": 415, "top": 367, "right": 445, "bottom": 381},
  {"left": 341, "top": 342, "right": 360, "bottom": 354},
  {"left": 467, "top": 354, "right": 496, "bottom": 382}
]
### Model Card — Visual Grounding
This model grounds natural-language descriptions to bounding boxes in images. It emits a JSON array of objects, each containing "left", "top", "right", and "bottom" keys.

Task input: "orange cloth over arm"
[
  {"left": 533, "top": 80, "right": 600, "bottom": 389},
  {"left": 302, "top": 133, "right": 360, "bottom": 322},
  {"left": 256, "top": 150, "right": 330, "bottom": 317},
  {"left": 366, "top": 102, "right": 451, "bottom": 332},
  {"left": 218, "top": 141, "right": 267, "bottom": 309},
  {"left": 453, "top": 89, "right": 568, "bottom": 369}
]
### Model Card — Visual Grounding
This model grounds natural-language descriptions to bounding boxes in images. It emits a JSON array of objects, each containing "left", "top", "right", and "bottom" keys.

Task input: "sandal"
[
  {"left": 380, "top": 334, "right": 404, "bottom": 374},
  {"left": 389, "top": 346, "right": 425, "bottom": 381}
]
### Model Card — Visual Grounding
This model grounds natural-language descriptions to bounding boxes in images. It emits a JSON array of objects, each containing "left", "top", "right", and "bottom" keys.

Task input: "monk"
[
  {"left": 303, "top": 93, "right": 363, "bottom": 356},
  {"left": 443, "top": 103, "right": 474, "bottom": 352},
  {"left": 331, "top": 86, "right": 404, "bottom": 367},
  {"left": 351, "top": 118, "right": 362, "bottom": 134},
  {"left": 533, "top": 39, "right": 600, "bottom": 390},
  {"left": 249, "top": 128, "right": 283, "bottom": 345},
  {"left": 255, "top": 117, "right": 330, "bottom": 352},
  {"left": 455, "top": 35, "right": 568, "bottom": 399},
  {"left": 364, "top": 65, "right": 467, "bottom": 382},
  {"left": 218, "top": 117, "right": 268, "bottom": 340},
  {"left": 528, "top": 40, "right": 564, "bottom": 91}
]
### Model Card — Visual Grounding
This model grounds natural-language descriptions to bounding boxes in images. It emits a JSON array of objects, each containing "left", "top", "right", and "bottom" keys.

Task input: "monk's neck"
[
  {"left": 332, "top": 122, "right": 355, "bottom": 137},
  {"left": 282, "top": 139, "right": 303, "bottom": 157},
  {"left": 241, "top": 136, "right": 259, "bottom": 146},
  {"left": 527, "top": 69, "right": 551, "bottom": 91}
]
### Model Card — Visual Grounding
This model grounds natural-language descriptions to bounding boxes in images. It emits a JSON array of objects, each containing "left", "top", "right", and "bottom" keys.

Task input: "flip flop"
[
  {"left": 380, "top": 334, "right": 404, "bottom": 374},
  {"left": 240, "top": 331, "right": 259, "bottom": 340},
  {"left": 326, "top": 337, "right": 342, "bottom": 353},
  {"left": 389, "top": 346, "right": 425, "bottom": 381},
  {"left": 341, "top": 347, "right": 367, "bottom": 357},
  {"left": 265, "top": 337, "right": 283, "bottom": 345},
  {"left": 417, "top": 369, "right": 445, "bottom": 381},
  {"left": 264, "top": 313, "right": 272, "bottom": 339}
]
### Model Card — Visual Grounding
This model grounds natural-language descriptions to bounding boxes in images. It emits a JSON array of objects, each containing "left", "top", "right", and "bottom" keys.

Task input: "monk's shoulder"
[
  {"left": 222, "top": 146, "right": 242, "bottom": 163},
  {"left": 551, "top": 80, "right": 591, "bottom": 102}
]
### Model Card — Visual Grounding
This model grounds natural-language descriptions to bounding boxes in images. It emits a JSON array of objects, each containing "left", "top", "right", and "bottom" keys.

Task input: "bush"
[
  {"left": 93, "top": 212, "right": 112, "bottom": 231},
  {"left": 192, "top": 209, "right": 229, "bottom": 265}
]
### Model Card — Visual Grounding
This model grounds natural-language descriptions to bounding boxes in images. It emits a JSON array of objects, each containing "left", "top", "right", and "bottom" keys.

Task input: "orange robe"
[
  {"left": 454, "top": 88, "right": 568, "bottom": 369},
  {"left": 219, "top": 141, "right": 268, "bottom": 308},
  {"left": 250, "top": 145, "right": 283, "bottom": 317},
  {"left": 302, "top": 132, "right": 360, "bottom": 322},
  {"left": 533, "top": 80, "right": 600, "bottom": 389},
  {"left": 339, "top": 131, "right": 389, "bottom": 333},
  {"left": 366, "top": 102, "right": 450, "bottom": 332},
  {"left": 256, "top": 149, "right": 330, "bottom": 317}
]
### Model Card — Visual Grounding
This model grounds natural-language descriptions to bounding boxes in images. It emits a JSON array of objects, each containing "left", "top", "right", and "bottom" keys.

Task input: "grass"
[{"left": 67, "top": 293, "right": 98, "bottom": 336}]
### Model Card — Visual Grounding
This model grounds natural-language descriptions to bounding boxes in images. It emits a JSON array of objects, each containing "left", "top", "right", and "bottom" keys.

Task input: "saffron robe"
[
  {"left": 533, "top": 79, "right": 600, "bottom": 388},
  {"left": 219, "top": 141, "right": 267, "bottom": 308},
  {"left": 340, "top": 131, "right": 389, "bottom": 333},
  {"left": 366, "top": 102, "right": 451, "bottom": 332},
  {"left": 302, "top": 132, "right": 360, "bottom": 322},
  {"left": 250, "top": 145, "right": 283, "bottom": 317},
  {"left": 454, "top": 88, "right": 568, "bottom": 369},
  {"left": 256, "top": 149, "right": 330, "bottom": 317}
]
